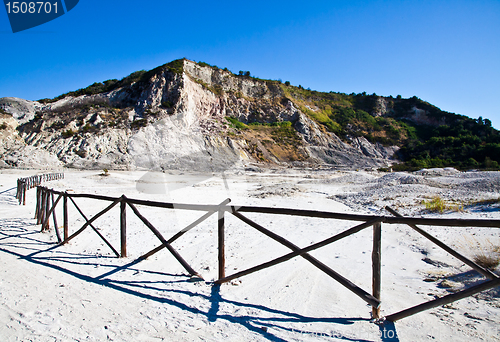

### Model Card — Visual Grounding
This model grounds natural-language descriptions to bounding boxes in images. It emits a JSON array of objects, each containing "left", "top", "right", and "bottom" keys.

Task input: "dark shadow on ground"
[
  {"left": 466, "top": 204, "right": 500, "bottom": 213},
  {"left": 379, "top": 321, "right": 399, "bottom": 342},
  {"left": 439, "top": 269, "right": 500, "bottom": 299},
  {"left": 0, "top": 220, "right": 379, "bottom": 341}
]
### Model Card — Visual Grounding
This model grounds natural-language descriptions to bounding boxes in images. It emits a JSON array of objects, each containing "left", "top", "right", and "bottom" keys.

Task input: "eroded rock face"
[
  {"left": 0, "top": 59, "right": 398, "bottom": 170},
  {"left": 0, "top": 97, "right": 41, "bottom": 124},
  {"left": 0, "top": 114, "right": 26, "bottom": 165}
]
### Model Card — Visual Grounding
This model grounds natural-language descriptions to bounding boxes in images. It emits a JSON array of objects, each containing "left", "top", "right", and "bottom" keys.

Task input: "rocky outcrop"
[
  {"left": 0, "top": 59, "right": 399, "bottom": 171},
  {"left": 0, "top": 97, "right": 41, "bottom": 124}
]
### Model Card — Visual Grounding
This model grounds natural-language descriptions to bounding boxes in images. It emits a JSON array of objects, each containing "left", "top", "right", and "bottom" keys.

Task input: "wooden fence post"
[
  {"left": 120, "top": 196, "right": 127, "bottom": 257},
  {"left": 34, "top": 187, "right": 39, "bottom": 219},
  {"left": 63, "top": 192, "right": 68, "bottom": 241},
  {"left": 18, "top": 181, "right": 21, "bottom": 203},
  {"left": 372, "top": 221, "right": 382, "bottom": 319},
  {"left": 40, "top": 189, "right": 46, "bottom": 227},
  {"left": 16, "top": 180, "right": 19, "bottom": 203},
  {"left": 51, "top": 193, "right": 61, "bottom": 243},
  {"left": 44, "top": 189, "right": 51, "bottom": 231},
  {"left": 39, "top": 189, "right": 44, "bottom": 225},
  {"left": 39, "top": 187, "right": 44, "bottom": 223},
  {"left": 21, "top": 182, "right": 25, "bottom": 205},
  {"left": 36, "top": 187, "right": 41, "bottom": 223},
  {"left": 218, "top": 206, "right": 225, "bottom": 280}
]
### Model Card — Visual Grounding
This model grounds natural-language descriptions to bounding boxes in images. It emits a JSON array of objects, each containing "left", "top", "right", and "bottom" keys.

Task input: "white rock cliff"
[{"left": 0, "top": 59, "right": 398, "bottom": 171}]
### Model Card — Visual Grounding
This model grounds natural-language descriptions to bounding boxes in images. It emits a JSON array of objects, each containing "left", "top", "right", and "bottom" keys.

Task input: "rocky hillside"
[{"left": 0, "top": 59, "right": 497, "bottom": 171}]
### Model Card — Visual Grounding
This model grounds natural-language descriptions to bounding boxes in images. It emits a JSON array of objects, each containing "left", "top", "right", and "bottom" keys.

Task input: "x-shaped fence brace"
[
  {"left": 36, "top": 187, "right": 232, "bottom": 280},
  {"left": 34, "top": 186, "right": 500, "bottom": 322},
  {"left": 216, "top": 208, "right": 383, "bottom": 309},
  {"left": 381, "top": 206, "right": 500, "bottom": 322}
]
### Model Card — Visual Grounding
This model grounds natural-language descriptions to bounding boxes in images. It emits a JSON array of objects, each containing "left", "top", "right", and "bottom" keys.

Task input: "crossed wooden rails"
[
  {"left": 34, "top": 185, "right": 500, "bottom": 322},
  {"left": 16, "top": 173, "right": 64, "bottom": 205}
]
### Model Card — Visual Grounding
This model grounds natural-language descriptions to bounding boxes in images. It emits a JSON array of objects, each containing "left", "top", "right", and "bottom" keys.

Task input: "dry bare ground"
[{"left": 0, "top": 167, "right": 499, "bottom": 341}]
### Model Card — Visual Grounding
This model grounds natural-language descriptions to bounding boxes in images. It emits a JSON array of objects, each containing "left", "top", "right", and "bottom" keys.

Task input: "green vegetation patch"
[
  {"left": 270, "top": 122, "right": 301, "bottom": 147},
  {"left": 395, "top": 118, "right": 500, "bottom": 171},
  {"left": 226, "top": 116, "right": 248, "bottom": 130},
  {"left": 61, "top": 129, "right": 75, "bottom": 138},
  {"left": 39, "top": 59, "right": 186, "bottom": 104},
  {"left": 422, "top": 196, "right": 463, "bottom": 213},
  {"left": 281, "top": 83, "right": 500, "bottom": 171},
  {"left": 39, "top": 71, "right": 148, "bottom": 103}
]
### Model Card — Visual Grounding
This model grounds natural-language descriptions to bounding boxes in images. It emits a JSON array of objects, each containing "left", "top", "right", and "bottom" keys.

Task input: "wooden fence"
[
  {"left": 33, "top": 185, "right": 500, "bottom": 323},
  {"left": 16, "top": 173, "right": 64, "bottom": 205}
]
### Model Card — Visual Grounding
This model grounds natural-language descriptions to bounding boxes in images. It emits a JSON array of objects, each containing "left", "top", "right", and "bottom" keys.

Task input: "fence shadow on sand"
[{"left": 0, "top": 217, "right": 378, "bottom": 342}]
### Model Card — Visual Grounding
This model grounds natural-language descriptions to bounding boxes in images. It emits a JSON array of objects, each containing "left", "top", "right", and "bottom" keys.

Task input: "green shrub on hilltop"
[
  {"left": 280, "top": 82, "right": 500, "bottom": 170},
  {"left": 395, "top": 117, "right": 500, "bottom": 170},
  {"left": 40, "top": 71, "right": 147, "bottom": 103},
  {"left": 39, "top": 59, "right": 187, "bottom": 103}
]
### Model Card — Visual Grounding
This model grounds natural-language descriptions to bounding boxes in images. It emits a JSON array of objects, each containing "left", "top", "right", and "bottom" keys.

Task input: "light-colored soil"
[{"left": 0, "top": 167, "right": 498, "bottom": 341}]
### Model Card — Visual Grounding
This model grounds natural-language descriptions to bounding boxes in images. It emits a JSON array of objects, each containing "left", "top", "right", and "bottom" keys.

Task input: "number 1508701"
[{"left": 5, "top": 2, "right": 59, "bottom": 14}]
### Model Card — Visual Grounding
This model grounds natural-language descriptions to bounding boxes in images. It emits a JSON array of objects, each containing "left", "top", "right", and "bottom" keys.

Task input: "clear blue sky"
[{"left": 1, "top": 0, "right": 499, "bottom": 128}]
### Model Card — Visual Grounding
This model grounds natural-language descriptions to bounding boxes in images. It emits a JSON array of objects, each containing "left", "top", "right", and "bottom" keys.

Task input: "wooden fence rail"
[
  {"left": 33, "top": 186, "right": 500, "bottom": 324},
  {"left": 16, "top": 173, "right": 64, "bottom": 205}
]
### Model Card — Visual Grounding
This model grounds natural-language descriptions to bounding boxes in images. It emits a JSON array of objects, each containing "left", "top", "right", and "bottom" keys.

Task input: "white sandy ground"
[{"left": 0, "top": 167, "right": 499, "bottom": 341}]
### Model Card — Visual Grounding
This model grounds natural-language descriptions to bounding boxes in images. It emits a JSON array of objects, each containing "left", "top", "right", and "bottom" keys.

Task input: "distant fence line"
[
  {"left": 16, "top": 173, "right": 64, "bottom": 205},
  {"left": 32, "top": 185, "right": 500, "bottom": 323}
]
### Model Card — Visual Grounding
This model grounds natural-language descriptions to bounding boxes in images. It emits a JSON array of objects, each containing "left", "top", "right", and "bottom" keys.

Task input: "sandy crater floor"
[{"left": 0, "top": 167, "right": 499, "bottom": 341}]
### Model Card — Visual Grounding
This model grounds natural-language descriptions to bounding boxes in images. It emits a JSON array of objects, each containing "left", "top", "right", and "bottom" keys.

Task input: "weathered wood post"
[
  {"left": 35, "top": 187, "right": 39, "bottom": 219},
  {"left": 43, "top": 189, "right": 51, "bottom": 231},
  {"left": 39, "top": 189, "right": 46, "bottom": 226},
  {"left": 16, "top": 180, "right": 23, "bottom": 205},
  {"left": 120, "top": 196, "right": 127, "bottom": 257},
  {"left": 38, "top": 187, "right": 44, "bottom": 223},
  {"left": 218, "top": 205, "right": 225, "bottom": 280},
  {"left": 39, "top": 188, "right": 44, "bottom": 226},
  {"left": 372, "top": 221, "right": 382, "bottom": 319},
  {"left": 16, "top": 180, "right": 20, "bottom": 204},
  {"left": 51, "top": 193, "right": 61, "bottom": 243},
  {"left": 36, "top": 187, "right": 41, "bottom": 223},
  {"left": 63, "top": 192, "right": 68, "bottom": 241},
  {"left": 22, "top": 182, "right": 26, "bottom": 205}
]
